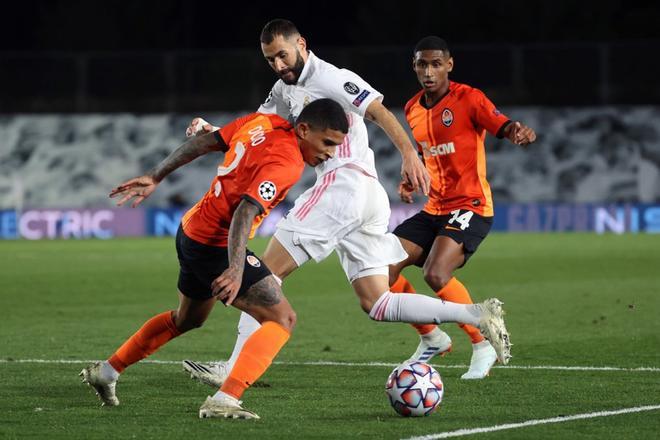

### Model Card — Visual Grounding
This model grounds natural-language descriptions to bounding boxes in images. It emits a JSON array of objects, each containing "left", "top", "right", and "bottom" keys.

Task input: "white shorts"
[{"left": 274, "top": 166, "right": 408, "bottom": 282}]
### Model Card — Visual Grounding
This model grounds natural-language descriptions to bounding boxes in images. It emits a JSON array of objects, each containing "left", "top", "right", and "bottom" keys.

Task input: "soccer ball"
[{"left": 385, "top": 361, "right": 444, "bottom": 417}]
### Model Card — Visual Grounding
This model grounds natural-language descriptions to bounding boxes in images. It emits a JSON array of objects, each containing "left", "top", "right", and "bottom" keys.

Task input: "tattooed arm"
[
  {"left": 109, "top": 131, "right": 226, "bottom": 207},
  {"left": 211, "top": 199, "right": 261, "bottom": 305},
  {"left": 148, "top": 131, "right": 225, "bottom": 183}
]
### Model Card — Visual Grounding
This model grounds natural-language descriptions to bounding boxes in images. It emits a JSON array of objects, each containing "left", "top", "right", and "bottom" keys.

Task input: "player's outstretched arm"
[
  {"left": 212, "top": 199, "right": 261, "bottom": 305},
  {"left": 109, "top": 131, "right": 224, "bottom": 207},
  {"left": 365, "top": 100, "right": 430, "bottom": 195},
  {"left": 501, "top": 121, "right": 537, "bottom": 146}
]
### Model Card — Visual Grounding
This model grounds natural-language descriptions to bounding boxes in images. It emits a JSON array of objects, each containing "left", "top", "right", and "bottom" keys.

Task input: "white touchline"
[
  {"left": 0, "top": 358, "right": 659, "bottom": 372},
  {"left": 401, "top": 405, "right": 660, "bottom": 440}
]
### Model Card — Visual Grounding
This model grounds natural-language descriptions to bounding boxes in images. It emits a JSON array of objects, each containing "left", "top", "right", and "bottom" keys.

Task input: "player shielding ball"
[
  {"left": 80, "top": 99, "right": 348, "bottom": 419},
  {"left": 390, "top": 36, "right": 536, "bottom": 379}
]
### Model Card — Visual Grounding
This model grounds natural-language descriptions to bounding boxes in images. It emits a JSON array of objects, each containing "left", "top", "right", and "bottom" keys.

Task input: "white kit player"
[{"left": 182, "top": 19, "right": 511, "bottom": 387}]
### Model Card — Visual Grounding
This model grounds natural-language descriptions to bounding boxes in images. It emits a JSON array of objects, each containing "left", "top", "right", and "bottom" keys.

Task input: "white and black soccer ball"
[
  {"left": 258, "top": 181, "right": 277, "bottom": 201},
  {"left": 385, "top": 361, "right": 444, "bottom": 417}
]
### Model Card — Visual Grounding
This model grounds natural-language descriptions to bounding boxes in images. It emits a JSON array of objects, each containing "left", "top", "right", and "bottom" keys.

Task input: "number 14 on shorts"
[{"left": 448, "top": 209, "right": 474, "bottom": 230}]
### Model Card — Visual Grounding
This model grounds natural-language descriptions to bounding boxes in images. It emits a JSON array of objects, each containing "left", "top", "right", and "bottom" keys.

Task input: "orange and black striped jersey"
[
  {"left": 405, "top": 81, "right": 510, "bottom": 217},
  {"left": 181, "top": 113, "right": 304, "bottom": 247}
]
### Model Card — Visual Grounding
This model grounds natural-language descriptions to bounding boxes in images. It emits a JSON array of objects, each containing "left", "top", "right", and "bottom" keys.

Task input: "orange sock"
[
  {"left": 221, "top": 321, "right": 290, "bottom": 400},
  {"left": 390, "top": 274, "right": 437, "bottom": 336},
  {"left": 108, "top": 311, "right": 181, "bottom": 373},
  {"left": 436, "top": 277, "right": 484, "bottom": 344}
]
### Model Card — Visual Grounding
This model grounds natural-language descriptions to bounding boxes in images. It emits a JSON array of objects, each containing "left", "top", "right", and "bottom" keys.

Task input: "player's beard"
[{"left": 278, "top": 50, "right": 305, "bottom": 85}]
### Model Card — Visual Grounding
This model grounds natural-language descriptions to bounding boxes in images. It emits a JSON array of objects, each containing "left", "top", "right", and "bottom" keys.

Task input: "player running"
[
  {"left": 389, "top": 36, "right": 536, "bottom": 379},
  {"left": 80, "top": 99, "right": 348, "bottom": 419},
  {"left": 182, "top": 20, "right": 512, "bottom": 389}
]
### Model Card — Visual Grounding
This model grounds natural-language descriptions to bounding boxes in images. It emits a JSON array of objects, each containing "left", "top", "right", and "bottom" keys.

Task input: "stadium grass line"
[
  {"left": 401, "top": 404, "right": 660, "bottom": 440},
  {"left": 1, "top": 358, "right": 660, "bottom": 372}
]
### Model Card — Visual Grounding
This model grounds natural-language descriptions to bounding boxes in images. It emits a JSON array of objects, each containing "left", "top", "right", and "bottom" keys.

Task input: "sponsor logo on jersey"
[
  {"left": 303, "top": 95, "right": 311, "bottom": 107},
  {"left": 493, "top": 109, "right": 502, "bottom": 116},
  {"left": 352, "top": 90, "right": 371, "bottom": 107},
  {"left": 246, "top": 255, "right": 261, "bottom": 267},
  {"left": 422, "top": 141, "right": 456, "bottom": 157},
  {"left": 258, "top": 181, "right": 277, "bottom": 201},
  {"left": 441, "top": 108, "right": 453, "bottom": 127},
  {"left": 343, "top": 82, "right": 360, "bottom": 95},
  {"left": 214, "top": 181, "right": 222, "bottom": 197}
]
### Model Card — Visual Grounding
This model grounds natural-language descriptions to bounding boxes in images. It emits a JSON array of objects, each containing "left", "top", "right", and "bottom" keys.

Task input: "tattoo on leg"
[{"left": 240, "top": 276, "right": 282, "bottom": 306}]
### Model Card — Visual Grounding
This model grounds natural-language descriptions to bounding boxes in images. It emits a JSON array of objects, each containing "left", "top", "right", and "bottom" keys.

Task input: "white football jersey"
[{"left": 258, "top": 51, "right": 382, "bottom": 178}]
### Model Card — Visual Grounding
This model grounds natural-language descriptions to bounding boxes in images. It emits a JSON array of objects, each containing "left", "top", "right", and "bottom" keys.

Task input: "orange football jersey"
[
  {"left": 405, "top": 81, "right": 510, "bottom": 217},
  {"left": 181, "top": 113, "right": 304, "bottom": 246}
]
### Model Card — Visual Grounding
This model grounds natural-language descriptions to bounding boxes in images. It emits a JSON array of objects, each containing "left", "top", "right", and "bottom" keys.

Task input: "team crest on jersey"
[
  {"left": 441, "top": 108, "right": 454, "bottom": 127},
  {"left": 343, "top": 82, "right": 360, "bottom": 95},
  {"left": 246, "top": 255, "right": 261, "bottom": 267},
  {"left": 258, "top": 181, "right": 277, "bottom": 201},
  {"left": 493, "top": 108, "right": 502, "bottom": 116}
]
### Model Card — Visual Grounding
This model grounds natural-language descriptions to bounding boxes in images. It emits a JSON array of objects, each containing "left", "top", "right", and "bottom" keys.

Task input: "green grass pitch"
[{"left": 1, "top": 233, "right": 659, "bottom": 439}]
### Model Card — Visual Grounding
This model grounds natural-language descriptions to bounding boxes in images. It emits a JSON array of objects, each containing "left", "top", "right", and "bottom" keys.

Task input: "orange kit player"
[
  {"left": 79, "top": 99, "right": 348, "bottom": 419},
  {"left": 389, "top": 36, "right": 536, "bottom": 379}
]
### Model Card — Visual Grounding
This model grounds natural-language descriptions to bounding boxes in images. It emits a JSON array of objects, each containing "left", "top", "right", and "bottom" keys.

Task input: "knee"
[
  {"left": 360, "top": 297, "right": 376, "bottom": 314},
  {"left": 283, "top": 309, "right": 297, "bottom": 332},
  {"left": 270, "top": 308, "right": 297, "bottom": 332},
  {"left": 423, "top": 269, "right": 452, "bottom": 291}
]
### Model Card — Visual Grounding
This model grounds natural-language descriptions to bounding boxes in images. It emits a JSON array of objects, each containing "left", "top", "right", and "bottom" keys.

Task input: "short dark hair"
[
  {"left": 260, "top": 19, "right": 300, "bottom": 44},
  {"left": 414, "top": 36, "right": 450, "bottom": 56},
  {"left": 296, "top": 99, "right": 349, "bottom": 134}
]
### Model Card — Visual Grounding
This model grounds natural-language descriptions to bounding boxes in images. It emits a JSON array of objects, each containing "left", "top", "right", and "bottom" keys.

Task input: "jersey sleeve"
[
  {"left": 257, "top": 81, "right": 291, "bottom": 120},
  {"left": 215, "top": 113, "right": 259, "bottom": 147},
  {"left": 469, "top": 88, "right": 510, "bottom": 137},
  {"left": 321, "top": 69, "right": 384, "bottom": 117},
  {"left": 241, "top": 151, "right": 303, "bottom": 214}
]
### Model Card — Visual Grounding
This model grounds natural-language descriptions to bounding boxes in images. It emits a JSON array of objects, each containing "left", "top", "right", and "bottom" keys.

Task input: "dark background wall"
[{"left": 2, "top": 0, "right": 659, "bottom": 112}]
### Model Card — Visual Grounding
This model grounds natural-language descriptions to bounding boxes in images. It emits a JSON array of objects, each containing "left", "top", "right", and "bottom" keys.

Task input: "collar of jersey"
[{"left": 296, "top": 50, "right": 317, "bottom": 86}]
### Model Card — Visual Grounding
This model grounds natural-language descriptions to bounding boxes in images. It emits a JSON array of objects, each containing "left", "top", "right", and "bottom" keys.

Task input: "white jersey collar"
[{"left": 296, "top": 51, "right": 317, "bottom": 86}]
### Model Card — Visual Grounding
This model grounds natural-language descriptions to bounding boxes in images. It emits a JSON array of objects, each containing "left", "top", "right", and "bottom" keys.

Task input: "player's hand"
[
  {"left": 211, "top": 266, "right": 243, "bottom": 306},
  {"left": 398, "top": 181, "right": 415, "bottom": 203},
  {"left": 507, "top": 121, "right": 537, "bottom": 146},
  {"left": 401, "top": 152, "right": 430, "bottom": 195},
  {"left": 109, "top": 175, "right": 159, "bottom": 208},
  {"left": 185, "top": 117, "right": 216, "bottom": 138}
]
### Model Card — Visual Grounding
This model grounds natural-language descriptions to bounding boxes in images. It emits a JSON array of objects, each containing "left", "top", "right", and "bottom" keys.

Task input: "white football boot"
[
  {"left": 477, "top": 298, "right": 512, "bottom": 365},
  {"left": 407, "top": 327, "right": 452, "bottom": 363},
  {"left": 460, "top": 340, "right": 498, "bottom": 379},
  {"left": 199, "top": 396, "right": 260, "bottom": 420},
  {"left": 183, "top": 360, "right": 229, "bottom": 388},
  {"left": 79, "top": 362, "right": 119, "bottom": 406}
]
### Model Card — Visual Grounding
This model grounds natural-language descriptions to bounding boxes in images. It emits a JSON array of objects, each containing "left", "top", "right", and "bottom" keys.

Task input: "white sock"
[
  {"left": 422, "top": 327, "right": 446, "bottom": 340},
  {"left": 101, "top": 360, "right": 120, "bottom": 382},
  {"left": 473, "top": 340, "right": 491, "bottom": 350},
  {"left": 226, "top": 312, "right": 261, "bottom": 371},
  {"left": 212, "top": 390, "right": 237, "bottom": 402},
  {"left": 369, "top": 291, "right": 481, "bottom": 326}
]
